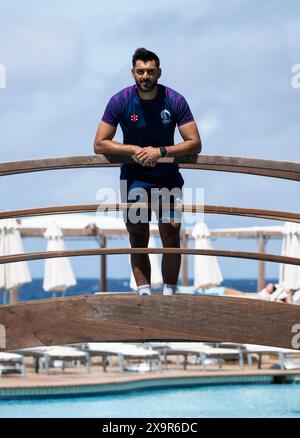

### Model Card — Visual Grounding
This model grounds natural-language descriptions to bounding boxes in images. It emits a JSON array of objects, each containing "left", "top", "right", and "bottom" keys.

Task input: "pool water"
[{"left": 1, "top": 384, "right": 300, "bottom": 418}]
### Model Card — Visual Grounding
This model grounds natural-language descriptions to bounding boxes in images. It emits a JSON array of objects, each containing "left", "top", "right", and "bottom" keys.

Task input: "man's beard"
[{"left": 135, "top": 78, "right": 157, "bottom": 93}]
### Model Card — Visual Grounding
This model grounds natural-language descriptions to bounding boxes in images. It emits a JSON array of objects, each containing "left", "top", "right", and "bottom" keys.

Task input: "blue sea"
[{"left": 0, "top": 278, "right": 277, "bottom": 304}]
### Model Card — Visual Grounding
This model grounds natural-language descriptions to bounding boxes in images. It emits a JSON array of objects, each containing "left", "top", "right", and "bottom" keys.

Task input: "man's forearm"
[
  {"left": 94, "top": 139, "right": 139, "bottom": 155},
  {"left": 165, "top": 140, "right": 201, "bottom": 157}
]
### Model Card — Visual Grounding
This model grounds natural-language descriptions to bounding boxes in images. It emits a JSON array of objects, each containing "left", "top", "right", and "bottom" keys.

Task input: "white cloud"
[
  {"left": 198, "top": 114, "right": 219, "bottom": 136},
  {"left": 0, "top": 17, "right": 84, "bottom": 90}
]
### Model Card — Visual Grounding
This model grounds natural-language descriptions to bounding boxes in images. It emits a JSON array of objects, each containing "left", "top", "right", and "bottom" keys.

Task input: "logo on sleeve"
[
  {"left": 130, "top": 114, "right": 139, "bottom": 122},
  {"left": 160, "top": 109, "right": 171, "bottom": 124}
]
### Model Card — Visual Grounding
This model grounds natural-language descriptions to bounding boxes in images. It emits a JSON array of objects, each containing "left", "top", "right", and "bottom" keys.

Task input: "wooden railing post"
[
  {"left": 9, "top": 287, "right": 19, "bottom": 304},
  {"left": 99, "top": 236, "right": 107, "bottom": 292},
  {"left": 257, "top": 233, "right": 266, "bottom": 292},
  {"left": 181, "top": 232, "right": 189, "bottom": 286}
]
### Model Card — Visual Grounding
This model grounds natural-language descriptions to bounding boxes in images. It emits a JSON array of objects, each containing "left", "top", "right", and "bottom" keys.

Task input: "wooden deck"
[{"left": 0, "top": 358, "right": 299, "bottom": 390}]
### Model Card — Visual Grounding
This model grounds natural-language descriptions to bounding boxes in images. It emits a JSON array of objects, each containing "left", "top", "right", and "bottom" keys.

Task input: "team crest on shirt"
[
  {"left": 160, "top": 109, "right": 171, "bottom": 124},
  {"left": 131, "top": 114, "right": 139, "bottom": 122}
]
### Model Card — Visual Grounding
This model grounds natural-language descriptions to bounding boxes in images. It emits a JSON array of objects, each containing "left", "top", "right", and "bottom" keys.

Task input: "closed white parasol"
[
  {"left": 43, "top": 221, "right": 76, "bottom": 295},
  {"left": 279, "top": 222, "right": 300, "bottom": 290},
  {"left": 192, "top": 221, "right": 223, "bottom": 291},
  {"left": 0, "top": 218, "right": 31, "bottom": 303}
]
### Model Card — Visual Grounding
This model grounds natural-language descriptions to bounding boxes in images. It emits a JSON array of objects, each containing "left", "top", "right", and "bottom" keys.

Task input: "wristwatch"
[{"left": 159, "top": 146, "right": 168, "bottom": 157}]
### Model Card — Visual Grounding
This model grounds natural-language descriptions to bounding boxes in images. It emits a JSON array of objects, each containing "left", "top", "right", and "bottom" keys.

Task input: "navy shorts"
[{"left": 120, "top": 173, "right": 184, "bottom": 225}]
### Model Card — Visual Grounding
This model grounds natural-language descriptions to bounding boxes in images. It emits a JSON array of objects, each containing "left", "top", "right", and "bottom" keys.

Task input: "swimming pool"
[{"left": 1, "top": 383, "right": 300, "bottom": 418}]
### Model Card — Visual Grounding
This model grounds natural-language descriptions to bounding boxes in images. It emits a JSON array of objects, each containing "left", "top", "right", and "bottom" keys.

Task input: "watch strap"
[{"left": 160, "top": 146, "right": 167, "bottom": 157}]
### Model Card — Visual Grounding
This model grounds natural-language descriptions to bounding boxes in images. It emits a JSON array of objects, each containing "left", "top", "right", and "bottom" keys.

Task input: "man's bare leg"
[
  {"left": 126, "top": 223, "right": 151, "bottom": 287},
  {"left": 158, "top": 222, "right": 181, "bottom": 285}
]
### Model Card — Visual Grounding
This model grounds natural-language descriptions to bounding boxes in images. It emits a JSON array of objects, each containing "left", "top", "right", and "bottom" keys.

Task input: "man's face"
[{"left": 131, "top": 59, "right": 161, "bottom": 93}]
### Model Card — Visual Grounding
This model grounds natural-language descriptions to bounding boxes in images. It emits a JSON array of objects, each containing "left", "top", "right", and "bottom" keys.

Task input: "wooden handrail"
[
  {"left": 0, "top": 154, "right": 300, "bottom": 181},
  {"left": 0, "top": 247, "right": 299, "bottom": 266},
  {"left": 1, "top": 294, "right": 300, "bottom": 350},
  {"left": 0, "top": 203, "right": 299, "bottom": 223},
  {"left": 1, "top": 154, "right": 299, "bottom": 350}
]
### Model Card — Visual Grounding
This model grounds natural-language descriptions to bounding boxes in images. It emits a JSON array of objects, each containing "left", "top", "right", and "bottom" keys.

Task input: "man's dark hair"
[{"left": 132, "top": 48, "right": 160, "bottom": 68}]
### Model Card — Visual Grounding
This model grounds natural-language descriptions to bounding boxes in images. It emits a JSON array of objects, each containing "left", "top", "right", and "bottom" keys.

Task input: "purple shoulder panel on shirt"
[
  {"left": 101, "top": 85, "right": 135, "bottom": 127},
  {"left": 164, "top": 85, "right": 194, "bottom": 126}
]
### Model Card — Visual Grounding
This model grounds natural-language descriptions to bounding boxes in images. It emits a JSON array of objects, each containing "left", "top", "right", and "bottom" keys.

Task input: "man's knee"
[
  {"left": 159, "top": 224, "right": 181, "bottom": 247},
  {"left": 165, "top": 234, "right": 180, "bottom": 247},
  {"left": 127, "top": 224, "right": 150, "bottom": 247}
]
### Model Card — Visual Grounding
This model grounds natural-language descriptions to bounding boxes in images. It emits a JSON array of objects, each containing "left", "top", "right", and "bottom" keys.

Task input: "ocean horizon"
[{"left": 0, "top": 277, "right": 278, "bottom": 305}]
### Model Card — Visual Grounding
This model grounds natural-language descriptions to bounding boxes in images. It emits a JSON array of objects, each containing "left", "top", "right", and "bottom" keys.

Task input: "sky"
[{"left": 0, "top": 0, "right": 299, "bottom": 281}]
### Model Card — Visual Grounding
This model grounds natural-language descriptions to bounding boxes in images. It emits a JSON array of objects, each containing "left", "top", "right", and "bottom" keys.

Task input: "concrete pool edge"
[{"left": 1, "top": 373, "right": 299, "bottom": 400}]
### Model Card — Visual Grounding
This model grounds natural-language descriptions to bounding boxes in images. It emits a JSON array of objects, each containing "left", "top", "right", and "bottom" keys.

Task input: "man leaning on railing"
[{"left": 94, "top": 47, "right": 201, "bottom": 296}]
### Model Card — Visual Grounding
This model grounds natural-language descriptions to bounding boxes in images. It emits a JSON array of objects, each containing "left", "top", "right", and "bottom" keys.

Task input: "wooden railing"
[
  {"left": 0, "top": 203, "right": 300, "bottom": 223},
  {"left": 0, "top": 154, "right": 299, "bottom": 350},
  {"left": 1, "top": 154, "right": 300, "bottom": 180}
]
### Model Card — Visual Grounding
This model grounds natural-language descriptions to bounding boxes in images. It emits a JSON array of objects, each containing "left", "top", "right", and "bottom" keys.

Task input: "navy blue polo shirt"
[{"left": 101, "top": 83, "right": 194, "bottom": 181}]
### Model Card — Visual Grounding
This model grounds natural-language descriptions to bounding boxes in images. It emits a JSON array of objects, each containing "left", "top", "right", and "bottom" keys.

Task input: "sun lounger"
[
  {"left": 161, "top": 342, "right": 244, "bottom": 370},
  {"left": 244, "top": 344, "right": 300, "bottom": 369},
  {"left": 41, "top": 346, "right": 90, "bottom": 374},
  {"left": 81, "top": 342, "right": 163, "bottom": 373},
  {"left": 12, "top": 346, "right": 59, "bottom": 373},
  {"left": 282, "top": 360, "right": 300, "bottom": 370},
  {"left": 12, "top": 346, "right": 90, "bottom": 374},
  {"left": 0, "top": 352, "right": 26, "bottom": 377}
]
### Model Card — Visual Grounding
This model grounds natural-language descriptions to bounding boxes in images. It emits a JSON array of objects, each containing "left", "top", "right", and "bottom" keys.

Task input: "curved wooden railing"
[
  {"left": 0, "top": 203, "right": 300, "bottom": 224},
  {"left": 1, "top": 294, "right": 300, "bottom": 351},
  {"left": 0, "top": 154, "right": 300, "bottom": 350},
  {"left": 1, "top": 154, "right": 300, "bottom": 181},
  {"left": 0, "top": 247, "right": 299, "bottom": 266}
]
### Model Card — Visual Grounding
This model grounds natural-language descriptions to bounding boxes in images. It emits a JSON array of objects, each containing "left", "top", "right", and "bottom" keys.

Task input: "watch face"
[{"left": 160, "top": 147, "right": 166, "bottom": 157}]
